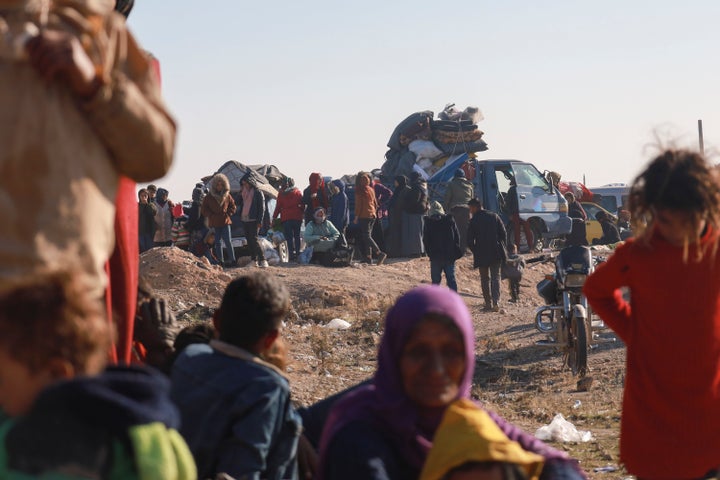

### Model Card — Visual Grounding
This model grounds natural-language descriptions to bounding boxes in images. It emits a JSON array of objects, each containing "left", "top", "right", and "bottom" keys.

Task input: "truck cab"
[{"left": 428, "top": 155, "right": 572, "bottom": 251}]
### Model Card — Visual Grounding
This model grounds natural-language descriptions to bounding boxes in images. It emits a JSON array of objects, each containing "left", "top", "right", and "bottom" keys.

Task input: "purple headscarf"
[
  {"left": 317, "top": 285, "right": 583, "bottom": 479},
  {"left": 318, "top": 285, "right": 474, "bottom": 474}
]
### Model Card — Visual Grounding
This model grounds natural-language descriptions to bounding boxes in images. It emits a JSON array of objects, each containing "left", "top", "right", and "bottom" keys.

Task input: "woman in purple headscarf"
[{"left": 317, "top": 285, "right": 586, "bottom": 480}]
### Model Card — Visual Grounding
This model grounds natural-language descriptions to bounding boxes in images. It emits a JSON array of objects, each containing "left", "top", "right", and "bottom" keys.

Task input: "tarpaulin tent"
[{"left": 203, "top": 160, "right": 281, "bottom": 199}]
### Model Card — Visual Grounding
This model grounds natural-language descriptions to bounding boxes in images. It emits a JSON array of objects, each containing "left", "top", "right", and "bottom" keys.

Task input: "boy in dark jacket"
[
  {"left": 171, "top": 272, "right": 302, "bottom": 480},
  {"left": 0, "top": 271, "right": 195, "bottom": 479},
  {"left": 422, "top": 201, "right": 462, "bottom": 291}
]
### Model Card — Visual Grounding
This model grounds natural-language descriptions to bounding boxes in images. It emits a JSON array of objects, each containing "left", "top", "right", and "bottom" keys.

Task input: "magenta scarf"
[{"left": 317, "top": 285, "right": 475, "bottom": 475}]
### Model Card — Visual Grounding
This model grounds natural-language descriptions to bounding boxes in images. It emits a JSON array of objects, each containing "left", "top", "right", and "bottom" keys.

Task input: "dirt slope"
[{"left": 141, "top": 247, "right": 627, "bottom": 478}]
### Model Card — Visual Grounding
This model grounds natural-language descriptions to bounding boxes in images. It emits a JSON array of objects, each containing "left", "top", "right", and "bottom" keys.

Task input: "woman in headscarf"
[
  {"left": 303, "top": 173, "right": 330, "bottom": 226},
  {"left": 402, "top": 171, "right": 429, "bottom": 257},
  {"left": 386, "top": 175, "right": 410, "bottom": 258},
  {"left": 317, "top": 285, "right": 586, "bottom": 480},
  {"left": 237, "top": 172, "right": 267, "bottom": 268}
]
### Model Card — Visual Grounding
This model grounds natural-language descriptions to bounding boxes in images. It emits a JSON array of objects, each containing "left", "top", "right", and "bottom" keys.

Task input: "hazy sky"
[{"left": 129, "top": 1, "right": 719, "bottom": 201}]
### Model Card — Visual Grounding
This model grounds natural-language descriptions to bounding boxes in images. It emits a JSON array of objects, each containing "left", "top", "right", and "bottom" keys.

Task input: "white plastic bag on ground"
[
  {"left": 535, "top": 414, "right": 593, "bottom": 442},
  {"left": 324, "top": 318, "right": 351, "bottom": 330}
]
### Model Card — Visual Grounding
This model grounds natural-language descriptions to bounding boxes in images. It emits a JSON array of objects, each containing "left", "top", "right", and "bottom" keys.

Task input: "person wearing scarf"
[
  {"left": 317, "top": 285, "right": 586, "bottom": 480},
  {"left": 238, "top": 172, "right": 267, "bottom": 268},
  {"left": 303, "top": 173, "right": 329, "bottom": 226},
  {"left": 386, "top": 175, "right": 410, "bottom": 258}
]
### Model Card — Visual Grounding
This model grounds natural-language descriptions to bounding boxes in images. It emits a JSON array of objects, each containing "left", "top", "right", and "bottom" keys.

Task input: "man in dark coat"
[
  {"left": 467, "top": 198, "right": 507, "bottom": 311},
  {"left": 422, "top": 201, "right": 462, "bottom": 291}
]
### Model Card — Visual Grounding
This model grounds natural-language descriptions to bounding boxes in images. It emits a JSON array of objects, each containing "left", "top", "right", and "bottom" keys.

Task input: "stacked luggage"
[{"left": 380, "top": 103, "right": 489, "bottom": 182}]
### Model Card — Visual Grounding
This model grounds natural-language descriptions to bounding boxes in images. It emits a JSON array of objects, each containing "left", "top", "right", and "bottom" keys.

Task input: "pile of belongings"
[
  {"left": 381, "top": 103, "right": 488, "bottom": 182},
  {"left": 551, "top": 172, "right": 594, "bottom": 202}
]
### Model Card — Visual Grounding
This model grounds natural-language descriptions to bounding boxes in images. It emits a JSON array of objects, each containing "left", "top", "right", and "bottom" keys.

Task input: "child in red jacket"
[{"left": 584, "top": 148, "right": 720, "bottom": 479}]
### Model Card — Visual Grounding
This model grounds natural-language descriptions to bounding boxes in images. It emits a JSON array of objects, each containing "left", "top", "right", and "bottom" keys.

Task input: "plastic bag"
[{"left": 535, "top": 414, "right": 593, "bottom": 442}]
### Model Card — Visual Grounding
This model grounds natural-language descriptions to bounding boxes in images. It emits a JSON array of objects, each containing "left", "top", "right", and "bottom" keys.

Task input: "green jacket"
[{"left": 443, "top": 177, "right": 474, "bottom": 210}]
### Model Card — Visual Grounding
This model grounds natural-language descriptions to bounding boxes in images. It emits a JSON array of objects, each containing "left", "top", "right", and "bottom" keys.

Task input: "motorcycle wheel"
[{"left": 567, "top": 312, "right": 588, "bottom": 377}]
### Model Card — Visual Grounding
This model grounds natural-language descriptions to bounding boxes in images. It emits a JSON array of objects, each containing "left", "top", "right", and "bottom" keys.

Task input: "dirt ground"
[{"left": 141, "top": 247, "right": 628, "bottom": 479}]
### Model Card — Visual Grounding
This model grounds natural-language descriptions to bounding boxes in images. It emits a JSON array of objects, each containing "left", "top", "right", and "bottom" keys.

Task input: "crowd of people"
[{"left": 2, "top": 1, "right": 720, "bottom": 479}]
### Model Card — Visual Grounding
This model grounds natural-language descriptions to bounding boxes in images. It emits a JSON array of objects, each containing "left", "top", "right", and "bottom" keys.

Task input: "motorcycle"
[{"left": 534, "top": 245, "right": 612, "bottom": 376}]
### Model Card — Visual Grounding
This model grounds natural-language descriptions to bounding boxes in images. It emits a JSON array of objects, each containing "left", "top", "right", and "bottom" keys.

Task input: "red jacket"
[
  {"left": 273, "top": 187, "right": 304, "bottom": 222},
  {"left": 584, "top": 227, "right": 720, "bottom": 478}
]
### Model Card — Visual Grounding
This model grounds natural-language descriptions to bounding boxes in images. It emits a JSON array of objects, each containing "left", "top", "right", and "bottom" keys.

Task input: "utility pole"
[{"left": 698, "top": 119, "right": 704, "bottom": 154}]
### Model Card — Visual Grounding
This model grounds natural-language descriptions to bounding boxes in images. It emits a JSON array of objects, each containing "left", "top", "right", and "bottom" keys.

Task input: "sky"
[{"left": 128, "top": 1, "right": 720, "bottom": 201}]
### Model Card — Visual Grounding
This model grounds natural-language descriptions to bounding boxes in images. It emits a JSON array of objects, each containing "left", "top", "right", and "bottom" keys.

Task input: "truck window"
[{"left": 513, "top": 163, "right": 550, "bottom": 191}]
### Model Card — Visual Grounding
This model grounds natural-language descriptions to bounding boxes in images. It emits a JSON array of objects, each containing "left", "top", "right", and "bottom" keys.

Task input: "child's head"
[
  {"left": 0, "top": 271, "right": 112, "bottom": 416},
  {"left": 214, "top": 273, "right": 291, "bottom": 357},
  {"left": 630, "top": 148, "right": 720, "bottom": 252},
  {"left": 138, "top": 188, "right": 149, "bottom": 203}
]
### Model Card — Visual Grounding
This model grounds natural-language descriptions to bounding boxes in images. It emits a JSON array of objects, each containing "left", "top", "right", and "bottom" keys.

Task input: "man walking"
[{"left": 467, "top": 198, "right": 507, "bottom": 312}]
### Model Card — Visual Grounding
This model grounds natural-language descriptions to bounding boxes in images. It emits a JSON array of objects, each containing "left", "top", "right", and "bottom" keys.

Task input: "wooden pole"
[{"left": 698, "top": 119, "right": 704, "bottom": 154}]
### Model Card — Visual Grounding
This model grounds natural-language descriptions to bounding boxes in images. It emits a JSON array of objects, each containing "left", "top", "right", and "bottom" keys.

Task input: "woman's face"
[{"left": 400, "top": 317, "right": 465, "bottom": 409}]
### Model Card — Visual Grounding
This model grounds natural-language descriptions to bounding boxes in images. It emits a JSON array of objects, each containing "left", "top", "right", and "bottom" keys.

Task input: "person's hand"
[
  {"left": 135, "top": 297, "right": 179, "bottom": 371},
  {"left": 353, "top": 218, "right": 358, "bottom": 224},
  {"left": 25, "top": 30, "right": 100, "bottom": 99},
  {"left": 296, "top": 434, "right": 319, "bottom": 480}
]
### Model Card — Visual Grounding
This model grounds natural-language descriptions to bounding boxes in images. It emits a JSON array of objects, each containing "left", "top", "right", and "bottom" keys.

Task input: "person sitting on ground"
[
  {"left": 304, "top": 207, "right": 341, "bottom": 263},
  {"left": 0, "top": 270, "right": 195, "bottom": 479},
  {"left": 592, "top": 211, "right": 621, "bottom": 245},
  {"left": 422, "top": 201, "right": 462, "bottom": 291},
  {"left": 317, "top": 285, "right": 586, "bottom": 480},
  {"left": 419, "top": 399, "right": 544, "bottom": 480},
  {"left": 171, "top": 272, "right": 302, "bottom": 480},
  {"left": 564, "top": 192, "right": 587, "bottom": 221}
]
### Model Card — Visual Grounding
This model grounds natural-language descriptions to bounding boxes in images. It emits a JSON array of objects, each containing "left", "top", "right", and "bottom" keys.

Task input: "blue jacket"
[
  {"left": 171, "top": 341, "right": 301, "bottom": 480},
  {"left": 329, "top": 180, "right": 349, "bottom": 232}
]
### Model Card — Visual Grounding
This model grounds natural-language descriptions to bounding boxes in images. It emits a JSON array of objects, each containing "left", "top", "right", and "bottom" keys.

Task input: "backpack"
[{"left": 319, "top": 247, "right": 354, "bottom": 268}]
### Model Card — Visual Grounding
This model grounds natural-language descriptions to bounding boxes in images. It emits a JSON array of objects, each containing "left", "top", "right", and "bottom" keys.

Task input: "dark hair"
[
  {"left": 216, "top": 273, "right": 291, "bottom": 349},
  {"left": 114, "top": 0, "right": 134, "bottom": 18},
  {"left": 0, "top": 271, "right": 111, "bottom": 374},
  {"left": 630, "top": 148, "right": 720, "bottom": 253},
  {"left": 468, "top": 197, "right": 482, "bottom": 208}
]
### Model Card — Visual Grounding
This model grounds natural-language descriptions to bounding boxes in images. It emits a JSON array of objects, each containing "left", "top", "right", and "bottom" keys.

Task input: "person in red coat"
[
  {"left": 584, "top": 148, "right": 720, "bottom": 479},
  {"left": 273, "top": 178, "right": 304, "bottom": 261}
]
